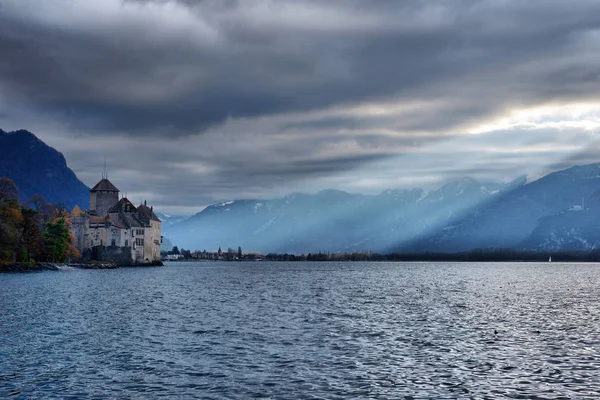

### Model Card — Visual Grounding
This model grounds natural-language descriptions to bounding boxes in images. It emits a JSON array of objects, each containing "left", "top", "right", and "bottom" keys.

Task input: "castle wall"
[
  {"left": 91, "top": 245, "right": 133, "bottom": 265},
  {"left": 133, "top": 228, "right": 145, "bottom": 262},
  {"left": 107, "top": 226, "right": 123, "bottom": 247},
  {"left": 91, "top": 190, "right": 119, "bottom": 216},
  {"left": 90, "top": 193, "right": 96, "bottom": 212},
  {"left": 88, "top": 225, "right": 107, "bottom": 247},
  {"left": 137, "top": 221, "right": 162, "bottom": 262},
  {"left": 151, "top": 220, "right": 162, "bottom": 262},
  {"left": 70, "top": 216, "right": 88, "bottom": 255},
  {"left": 143, "top": 226, "right": 152, "bottom": 262}
]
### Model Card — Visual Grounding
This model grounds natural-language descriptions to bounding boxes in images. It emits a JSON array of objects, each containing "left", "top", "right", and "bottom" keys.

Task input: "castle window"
[
  {"left": 111, "top": 239, "right": 116, "bottom": 246},
  {"left": 125, "top": 240, "right": 129, "bottom": 247}
]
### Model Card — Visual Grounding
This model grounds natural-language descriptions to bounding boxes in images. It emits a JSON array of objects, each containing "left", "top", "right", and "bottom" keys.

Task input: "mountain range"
[
  {"left": 164, "top": 166, "right": 600, "bottom": 254},
  {"left": 3, "top": 128, "right": 600, "bottom": 254}
]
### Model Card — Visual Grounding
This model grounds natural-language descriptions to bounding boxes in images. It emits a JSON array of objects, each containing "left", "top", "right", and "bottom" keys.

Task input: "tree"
[
  {"left": 172, "top": 246, "right": 180, "bottom": 255},
  {"left": 18, "top": 208, "right": 43, "bottom": 262},
  {"left": 0, "top": 177, "right": 18, "bottom": 204},
  {"left": 181, "top": 249, "right": 192, "bottom": 259},
  {"left": 63, "top": 218, "right": 81, "bottom": 260},
  {"left": 24, "top": 194, "right": 55, "bottom": 226},
  {"left": 0, "top": 179, "right": 80, "bottom": 263},
  {"left": 44, "top": 218, "right": 71, "bottom": 262},
  {"left": 0, "top": 178, "right": 21, "bottom": 261}
]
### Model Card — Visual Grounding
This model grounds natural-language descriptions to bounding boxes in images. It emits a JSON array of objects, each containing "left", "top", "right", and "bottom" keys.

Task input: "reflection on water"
[{"left": 1, "top": 262, "right": 600, "bottom": 399}]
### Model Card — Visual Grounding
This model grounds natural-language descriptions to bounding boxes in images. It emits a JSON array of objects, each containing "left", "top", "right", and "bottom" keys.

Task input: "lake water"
[{"left": 2, "top": 262, "right": 600, "bottom": 399}]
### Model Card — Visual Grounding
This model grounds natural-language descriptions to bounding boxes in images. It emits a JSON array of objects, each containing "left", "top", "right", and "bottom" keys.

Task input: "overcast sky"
[{"left": 2, "top": 0, "right": 600, "bottom": 214}]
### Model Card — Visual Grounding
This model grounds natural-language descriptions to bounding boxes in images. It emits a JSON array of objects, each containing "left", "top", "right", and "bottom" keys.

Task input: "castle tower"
[{"left": 90, "top": 178, "right": 119, "bottom": 216}]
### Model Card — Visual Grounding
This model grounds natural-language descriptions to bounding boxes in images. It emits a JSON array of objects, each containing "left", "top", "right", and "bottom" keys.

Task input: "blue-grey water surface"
[{"left": 2, "top": 261, "right": 600, "bottom": 399}]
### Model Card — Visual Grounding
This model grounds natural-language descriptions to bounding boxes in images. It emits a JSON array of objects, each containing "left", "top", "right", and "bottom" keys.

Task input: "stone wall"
[
  {"left": 91, "top": 245, "right": 133, "bottom": 266},
  {"left": 91, "top": 190, "right": 119, "bottom": 216},
  {"left": 151, "top": 220, "right": 162, "bottom": 262},
  {"left": 88, "top": 225, "right": 107, "bottom": 248},
  {"left": 138, "top": 221, "right": 162, "bottom": 262},
  {"left": 70, "top": 216, "right": 88, "bottom": 255}
]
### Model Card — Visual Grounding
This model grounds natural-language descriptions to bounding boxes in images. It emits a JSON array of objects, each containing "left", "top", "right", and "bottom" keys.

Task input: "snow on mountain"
[
  {"left": 165, "top": 164, "right": 600, "bottom": 254},
  {"left": 154, "top": 211, "right": 190, "bottom": 229},
  {"left": 165, "top": 174, "right": 529, "bottom": 253}
]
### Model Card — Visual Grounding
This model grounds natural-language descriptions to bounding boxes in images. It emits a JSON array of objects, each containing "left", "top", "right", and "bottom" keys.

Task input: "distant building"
[
  {"left": 568, "top": 197, "right": 585, "bottom": 212},
  {"left": 70, "top": 177, "right": 162, "bottom": 264}
]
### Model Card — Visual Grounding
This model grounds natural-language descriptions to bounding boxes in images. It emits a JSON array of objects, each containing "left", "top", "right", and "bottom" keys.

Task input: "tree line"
[
  {"left": 0, "top": 177, "right": 79, "bottom": 264},
  {"left": 161, "top": 245, "right": 600, "bottom": 263},
  {"left": 163, "top": 246, "right": 246, "bottom": 261},
  {"left": 263, "top": 249, "right": 600, "bottom": 262}
]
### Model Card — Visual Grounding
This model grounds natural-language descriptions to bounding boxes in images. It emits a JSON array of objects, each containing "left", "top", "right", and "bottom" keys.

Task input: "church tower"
[{"left": 90, "top": 178, "right": 119, "bottom": 216}]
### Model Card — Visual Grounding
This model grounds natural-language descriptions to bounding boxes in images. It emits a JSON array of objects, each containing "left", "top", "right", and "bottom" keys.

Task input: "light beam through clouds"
[{"left": 2, "top": 0, "right": 600, "bottom": 214}]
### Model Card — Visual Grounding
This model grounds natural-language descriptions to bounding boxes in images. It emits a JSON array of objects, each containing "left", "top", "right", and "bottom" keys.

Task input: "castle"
[{"left": 70, "top": 176, "right": 162, "bottom": 264}]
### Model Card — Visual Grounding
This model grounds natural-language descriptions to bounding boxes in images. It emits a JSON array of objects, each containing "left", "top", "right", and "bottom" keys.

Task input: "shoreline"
[{"left": 0, "top": 260, "right": 163, "bottom": 273}]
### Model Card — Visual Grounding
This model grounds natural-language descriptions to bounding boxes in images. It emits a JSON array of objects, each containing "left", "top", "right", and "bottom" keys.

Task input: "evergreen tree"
[
  {"left": 43, "top": 218, "right": 70, "bottom": 262},
  {"left": 18, "top": 208, "right": 43, "bottom": 262}
]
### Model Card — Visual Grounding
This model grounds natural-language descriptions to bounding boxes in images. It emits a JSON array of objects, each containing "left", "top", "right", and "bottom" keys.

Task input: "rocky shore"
[{"left": 0, "top": 260, "right": 162, "bottom": 272}]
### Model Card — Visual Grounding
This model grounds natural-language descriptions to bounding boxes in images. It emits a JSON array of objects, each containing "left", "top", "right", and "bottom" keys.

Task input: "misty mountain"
[
  {"left": 0, "top": 129, "right": 89, "bottom": 209},
  {"left": 165, "top": 165, "right": 600, "bottom": 254},
  {"left": 164, "top": 176, "right": 528, "bottom": 254},
  {"left": 154, "top": 211, "right": 189, "bottom": 229},
  {"left": 411, "top": 164, "right": 600, "bottom": 252}
]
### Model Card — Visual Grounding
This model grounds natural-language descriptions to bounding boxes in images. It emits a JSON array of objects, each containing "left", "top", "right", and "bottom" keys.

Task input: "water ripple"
[{"left": 2, "top": 262, "right": 600, "bottom": 398}]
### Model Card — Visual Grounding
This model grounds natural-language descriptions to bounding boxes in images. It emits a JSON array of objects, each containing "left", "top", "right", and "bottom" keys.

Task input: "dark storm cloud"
[
  {"left": 3, "top": 0, "right": 600, "bottom": 212},
  {"left": 2, "top": 0, "right": 600, "bottom": 135}
]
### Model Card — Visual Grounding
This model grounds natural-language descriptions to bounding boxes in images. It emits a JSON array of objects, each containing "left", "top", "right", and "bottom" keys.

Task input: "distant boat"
[{"left": 549, "top": 256, "right": 552, "bottom": 263}]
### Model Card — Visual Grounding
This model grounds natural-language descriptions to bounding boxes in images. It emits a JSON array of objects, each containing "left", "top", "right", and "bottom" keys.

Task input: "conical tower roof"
[
  {"left": 70, "top": 205, "right": 84, "bottom": 217},
  {"left": 90, "top": 178, "right": 119, "bottom": 192}
]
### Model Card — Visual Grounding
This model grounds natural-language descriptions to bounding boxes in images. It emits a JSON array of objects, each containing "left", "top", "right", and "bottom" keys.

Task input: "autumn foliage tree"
[
  {"left": 0, "top": 177, "right": 79, "bottom": 263},
  {"left": 0, "top": 178, "right": 21, "bottom": 261},
  {"left": 25, "top": 194, "right": 57, "bottom": 226}
]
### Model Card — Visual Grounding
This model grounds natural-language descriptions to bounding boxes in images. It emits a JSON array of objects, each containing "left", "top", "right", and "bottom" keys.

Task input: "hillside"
[
  {"left": 0, "top": 129, "right": 89, "bottom": 208},
  {"left": 409, "top": 164, "right": 600, "bottom": 252},
  {"left": 164, "top": 178, "right": 525, "bottom": 253},
  {"left": 165, "top": 165, "right": 600, "bottom": 254}
]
